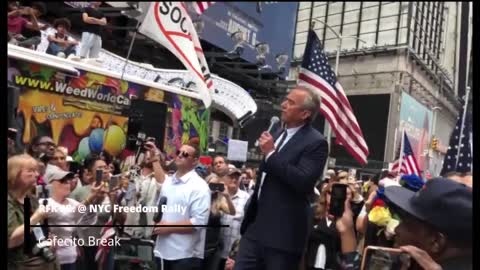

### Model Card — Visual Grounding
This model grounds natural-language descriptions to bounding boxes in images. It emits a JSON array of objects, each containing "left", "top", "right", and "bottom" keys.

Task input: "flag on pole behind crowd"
[
  {"left": 392, "top": 131, "right": 421, "bottom": 176},
  {"left": 298, "top": 29, "right": 369, "bottom": 166},
  {"left": 139, "top": 2, "right": 213, "bottom": 108},
  {"left": 192, "top": 2, "right": 215, "bottom": 14},
  {"left": 440, "top": 94, "right": 472, "bottom": 176}
]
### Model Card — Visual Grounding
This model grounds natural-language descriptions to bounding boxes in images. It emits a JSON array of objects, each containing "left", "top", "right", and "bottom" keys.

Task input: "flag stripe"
[
  {"left": 299, "top": 70, "right": 369, "bottom": 152},
  {"left": 298, "top": 30, "right": 369, "bottom": 166},
  {"left": 193, "top": 2, "right": 215, "bottom": 14},
  {"left": 391, "top": 132, "right": 421, "bottom": 176},
  {"left": 298, "top": 76, "right": 368, "bottom": 162},
  {"left": 299, "top": 69, "right": 365, "bottom": 138},
  {"left": 319, "top": 106, "right": 368, "bottom": 163},
  {"left": 298, "top": 73, "right": 369, "bottom": 163}
]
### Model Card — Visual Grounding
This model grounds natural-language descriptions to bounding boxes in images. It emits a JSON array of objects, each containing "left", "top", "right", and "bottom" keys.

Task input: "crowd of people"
[
  {"left": 8, "top": 1, "right": 105, "bottom": 60},
  {"left": 7, "top": 86, "right": 472, "bottom": 270},
  {"left": 7, "top": 2, "right": 473, "bottom": 270},
  {"left": 7, "top": 132, "right": 260, "bottom": 270}
]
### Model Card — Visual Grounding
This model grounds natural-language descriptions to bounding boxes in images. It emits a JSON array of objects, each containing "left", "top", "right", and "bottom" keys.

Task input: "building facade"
[{"left": 289, "top": 2, "right": 472, "bottom": 177}]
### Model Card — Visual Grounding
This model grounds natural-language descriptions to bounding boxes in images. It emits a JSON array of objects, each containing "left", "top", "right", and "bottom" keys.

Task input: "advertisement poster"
[
  {"left": 188, "top": 2, "right": 298, "bottom": 73},
  {"left": 397, "top": 92, "right": 433, "bottom": 172},
  {"left": 8, "top": 59, "right": 209, "bottom": 162}
]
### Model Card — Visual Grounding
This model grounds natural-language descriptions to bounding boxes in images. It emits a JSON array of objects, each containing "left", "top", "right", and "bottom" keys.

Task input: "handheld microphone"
[
  {"left": 255, "top": 116, "right": 280, "bottom": 147},
  {"left": 153, "top": 196, "right": 167, "bottom": 223}
]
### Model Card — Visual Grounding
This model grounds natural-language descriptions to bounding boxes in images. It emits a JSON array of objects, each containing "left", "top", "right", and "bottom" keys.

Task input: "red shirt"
[{"left": 8, "top": 15, "right": 28, "bottom": 34}]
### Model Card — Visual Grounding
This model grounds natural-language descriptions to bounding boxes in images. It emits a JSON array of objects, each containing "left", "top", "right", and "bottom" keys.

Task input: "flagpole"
[
  {"left": 121, "top": 20, "right": 142, "bottom": 81},
  {"left": 311, "top": 18, "right": 367, "bottom": 175},
  {"left": 398, "top": 130, "right": 405, "bottom": 175},
  {"left": 455, "top": 87, "right": 470, "bottom": 168}
]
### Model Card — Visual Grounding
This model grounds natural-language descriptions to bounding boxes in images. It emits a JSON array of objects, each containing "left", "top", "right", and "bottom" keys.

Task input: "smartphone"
[
  {"left": 95, "top": 169, "right": 103, "bottom": 186},
  {"left": 209, "top": 183, "right": 225, "bottom": 193},
  {"left": 110, "top": 176, "right": 120, "bottom": 192},
  {"left": 361, "top": 246, "right": 411, "bottom": 270},
  {"left": 329, "top": 183, "right": 347, "bottom": 217}
]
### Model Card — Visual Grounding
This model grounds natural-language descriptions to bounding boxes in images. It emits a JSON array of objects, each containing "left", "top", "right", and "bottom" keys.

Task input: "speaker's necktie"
[{"left": 274, "top": 129, "right": 288, "bottom": 153}]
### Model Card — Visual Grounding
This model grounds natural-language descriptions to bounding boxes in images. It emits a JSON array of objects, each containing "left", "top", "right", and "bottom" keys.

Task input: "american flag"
[
  {"left": 392, "top": 131, "right": 421, "bottom": 176},
  {"left": 440, "top": 96, "right": 472, "bottom": 176},
  {"left": 95, "top": 218, "right": 115, "bottom": 265},
  {"left": 192, "top": 2, "right": 215, "bottom": 15},
  {"left": 298, "top": 30, "right": 369, "bottom": 165}
]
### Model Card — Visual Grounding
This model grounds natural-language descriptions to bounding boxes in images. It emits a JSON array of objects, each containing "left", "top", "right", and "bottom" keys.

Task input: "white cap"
[{"left": 44, "top": 164, "right": 74, "bottom": 184}]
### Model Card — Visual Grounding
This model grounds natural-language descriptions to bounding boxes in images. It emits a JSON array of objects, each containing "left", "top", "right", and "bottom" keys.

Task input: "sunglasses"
[{"left": 176, "top": 150, "right": 192, "bottom": 158}]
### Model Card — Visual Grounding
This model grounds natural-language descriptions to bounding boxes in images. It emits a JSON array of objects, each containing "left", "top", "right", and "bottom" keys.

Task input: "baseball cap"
[
  {"left": 325, "top": 169, "right": 335, "bottom": 179},
  {"left": 44, "top": 164, "right": 74, "bottom": 184},
  {"left": 226, "top": 168, "right": 242, "bottom": 177},
  {"left": 384, "top": 177, "right": 472, "bottom": 243}
]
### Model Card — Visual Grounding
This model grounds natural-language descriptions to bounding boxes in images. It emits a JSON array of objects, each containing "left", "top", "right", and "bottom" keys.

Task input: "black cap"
[{"left": 384, "top": 177, "right": 472, "bottom": 244}]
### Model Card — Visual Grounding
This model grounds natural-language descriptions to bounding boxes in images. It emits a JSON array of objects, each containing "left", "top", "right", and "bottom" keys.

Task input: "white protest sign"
[
  {"left": 227, "top": 139, "right": 249, "bottom": 162},
  {"left": 139, "top": 2, "right": 212, "bottom": 108}
]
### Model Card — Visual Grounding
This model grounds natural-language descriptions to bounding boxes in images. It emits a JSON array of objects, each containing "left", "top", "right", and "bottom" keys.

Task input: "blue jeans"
[{"left": 46, "top": 42, "right": 76, "bottom": 57}]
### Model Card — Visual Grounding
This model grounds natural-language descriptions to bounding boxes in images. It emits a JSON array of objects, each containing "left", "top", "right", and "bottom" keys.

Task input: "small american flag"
[
  {"left": 440, "top": 96, "right": 472, "bottom": 176},
  {"left": 298, "top": 29, "right": 369, "bottom": 165},
  {"left": 192, "top": 2, "right": 215, "bottom": 15},
  {"left": 392, "top": 131, "right": 421, "bottom": 176},
  {"left": 95, "top": 218, "right": 115, "bottom": 265}
]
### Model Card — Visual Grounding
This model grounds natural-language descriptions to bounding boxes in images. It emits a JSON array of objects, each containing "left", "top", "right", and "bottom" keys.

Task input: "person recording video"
[
  {"left": 122, "top": 139, "right": 166, "bottom": 239},
  {"left": 71, "top": 154, "right": 113, "bottom": 270},
  {"left": 148, "top": 142, "right": 211, "bottom": 270}
]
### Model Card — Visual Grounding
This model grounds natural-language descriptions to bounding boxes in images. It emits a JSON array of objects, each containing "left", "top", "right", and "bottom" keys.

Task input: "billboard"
[
  {"left": 189, "top": 2, "right": 298, "bottom": 73},
  {"left": 397, "top": 92, "right": 433, "bottom": 172},
  {"left": 8, "top": 58, "right": 209, "bottom": 163}
]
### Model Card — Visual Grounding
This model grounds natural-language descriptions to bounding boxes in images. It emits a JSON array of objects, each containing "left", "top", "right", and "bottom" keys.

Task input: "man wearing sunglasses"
[
  {"left": 149, "top": 143, "right": 211, "bottom": 270},
  {"left": 236, "top": 86, "right": 328, "bottom": 270}
]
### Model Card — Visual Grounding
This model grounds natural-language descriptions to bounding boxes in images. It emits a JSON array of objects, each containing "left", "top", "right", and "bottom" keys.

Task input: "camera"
[{"left": 31, "top": 226, "right": 56, "bottom": 262}]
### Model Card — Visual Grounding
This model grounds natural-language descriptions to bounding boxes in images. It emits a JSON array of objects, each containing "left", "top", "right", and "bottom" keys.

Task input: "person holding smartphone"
[
  {"left": 122, "top": 140, "right": 165, "bottom": 239},
  {"left": 335, "top": 177, "right": 471, "bottom": 270},
  {"left": 71, "top": 154, "right": 112, "bottom": 270},
  {"left": 204, "top": 173, "right": 236, "bottom": 270},
  {"left": 305, "top": 182, "right": 358, "bottom": 270}
]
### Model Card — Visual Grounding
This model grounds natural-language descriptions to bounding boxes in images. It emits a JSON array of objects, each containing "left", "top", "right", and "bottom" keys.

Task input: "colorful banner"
[
  {"left": 8, "top": 59, "right": 209, "bottom": 163},
  {"left": 398, "top": 92, "right": 433, "bottom": 172}
]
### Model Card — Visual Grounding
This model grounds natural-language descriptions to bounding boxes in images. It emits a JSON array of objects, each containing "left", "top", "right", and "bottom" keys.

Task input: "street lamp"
[
  {"left": 226, "top": 31, "right": 246, "bottom": 59},
  {"left": 276, "top": 53, "right": 289, "bottom": 74},
  {"left": 255, "top": 42, "right": 271, "bottom": 70}
]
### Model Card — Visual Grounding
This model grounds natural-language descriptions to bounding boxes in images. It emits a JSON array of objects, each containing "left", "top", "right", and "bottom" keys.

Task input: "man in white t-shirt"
[{"left": 147, "top": 142, "right": 211, "bottom": 270}]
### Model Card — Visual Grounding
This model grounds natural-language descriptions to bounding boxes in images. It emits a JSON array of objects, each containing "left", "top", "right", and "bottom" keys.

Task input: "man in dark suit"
[{"left": 234, "top": 86, "right": 328, "bottom": 270}]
